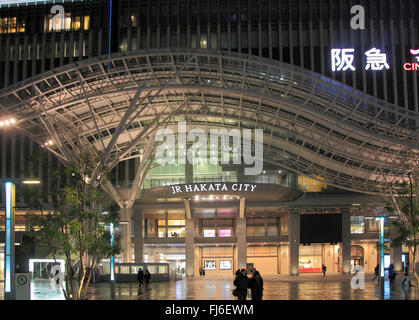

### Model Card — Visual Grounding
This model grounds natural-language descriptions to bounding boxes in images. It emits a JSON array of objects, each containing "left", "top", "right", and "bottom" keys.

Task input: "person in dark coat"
[
  {"left": 388, "top": 264, "right": 396, "bottom": 284},
  {"left": 137, "top": 268, "right": 144, "bottom": 288},
  {"left": 401, "top": 264, "right": 413, "bottom": 287},
  {"left": 233, "top": 269, "right": 250, "bottom": 300},
  {"left": 144, "top": 269, "right": 151, "bottom": 289},
  {"left": 322, "top": 264, "right": 327, "bottom": 277},
  {"left": 372, "top": 264, "right": 379, "bottom": 281},
  {"left": 249, "top": 271, "right": 263, "bottom": 300}
]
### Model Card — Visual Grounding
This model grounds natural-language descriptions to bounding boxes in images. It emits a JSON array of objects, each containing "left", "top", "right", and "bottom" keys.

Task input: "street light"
[
  {"left": 99, "top": 216, "right": 128, "bottom": 299},
  {"left": 3, "top": 179, "right": 41, "bottom": 300},
  {"left": 377, "top": 216, "right": 386, "bottom": 298},
  {"left": 110, "top": 222, "right": 115, "bottom": 300},
  {"left": 4, "top": 181, "right": 15, "bottom": 300}
]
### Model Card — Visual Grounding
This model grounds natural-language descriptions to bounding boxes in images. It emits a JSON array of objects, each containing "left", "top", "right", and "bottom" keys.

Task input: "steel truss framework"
[{"left": 0, "top": 49, "right": 418, "bottom": 198}]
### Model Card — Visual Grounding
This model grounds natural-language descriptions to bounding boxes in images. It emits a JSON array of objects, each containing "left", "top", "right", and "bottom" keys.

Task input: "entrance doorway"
[{"left": 29, "top": 259, "right": 65, "bottom": 280}]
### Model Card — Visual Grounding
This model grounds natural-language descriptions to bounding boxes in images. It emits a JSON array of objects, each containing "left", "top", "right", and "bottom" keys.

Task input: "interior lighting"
[{"left": 22, "top": 180, "right": 41, "bottom": 184}]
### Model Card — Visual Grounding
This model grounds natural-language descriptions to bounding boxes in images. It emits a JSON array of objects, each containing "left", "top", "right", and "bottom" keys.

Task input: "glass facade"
[{"left": 350, "top": 216, "right": 365, "bottom": 234}]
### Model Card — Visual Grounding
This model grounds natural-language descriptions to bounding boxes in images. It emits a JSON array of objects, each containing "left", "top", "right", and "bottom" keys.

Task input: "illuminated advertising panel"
[
  {"left": 204, "top": 260, "right": 216, "bottom": 270},
  {"left": 219, "top": 260, "right": 232, "bottom": 270},
  {"left": 218, "top": 229, "right": 232, "bottom": 237}
]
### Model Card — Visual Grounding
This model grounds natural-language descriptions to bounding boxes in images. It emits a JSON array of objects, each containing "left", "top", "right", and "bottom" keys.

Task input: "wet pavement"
[{"left": 0, "top": 273, "right": 417, "bottom": 300}]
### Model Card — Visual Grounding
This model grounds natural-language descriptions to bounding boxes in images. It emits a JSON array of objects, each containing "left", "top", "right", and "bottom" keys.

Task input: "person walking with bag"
[
  {"left": 137, "top": 268, "right": 144, "bottom": 288},
  {"left": 401, "top": 264, "right": 412, "bottom": 288},
  {"left": 249, "top": 270, "right": 263, "bottom": 300},
  {"left": 233, "top": 269, "right": 250, "bottom": 300},
  {"left": 322, "top": 264, "right": 327, "bottom": 277},
  {"left": 372, "top": 264, "right": 379, "bottom": 281},
  {"left": 144, "top": 269, "right": 152, "bottom": 289}
]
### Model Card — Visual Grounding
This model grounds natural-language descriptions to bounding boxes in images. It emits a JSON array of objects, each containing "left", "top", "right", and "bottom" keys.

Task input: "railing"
[{"left": 96, "top": 262, "right": 170, "bottom": 283}]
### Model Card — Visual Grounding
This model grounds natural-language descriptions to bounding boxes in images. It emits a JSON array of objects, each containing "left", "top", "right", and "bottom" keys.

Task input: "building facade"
[{"left": 1, "top": 0, "right": 418, "bottom": 278}]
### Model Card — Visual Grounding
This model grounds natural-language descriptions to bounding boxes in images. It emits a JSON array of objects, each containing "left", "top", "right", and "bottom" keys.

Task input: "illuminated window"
[
  {"left": 218, "top": 229, "right": 232, "bottom": 237},
  {"left": 350, "top": 216, "right": 365, "bottom": 234},
  {"left": 146, "top": 265, "right": 157, "bottom": 274},
  {"left": 158, "top": 265, "right": 168, "bottom": 274},
  {"left": 83, "top": 16, "right": 89, "bottom": 30},
  {"left": 0, "top": 17, "right": 23, "bottom": 33},
  {"left": 65, "top": 13, "right": 71, "bottom": 30},
  {"left": 203, "top": 229, "right": 216, "bottom": 237},
  {"left": 8, "top": 17, "right": 16, "bottom": 33},
  {"left": 167, "top": 220, "right": 185, "bottom": 226},
  {"left": 200, "top": 34, "right": 208, "bottom": 48},
  {"left": 158, "top": 228, "right": 166, "bottom": 238},
  {"left": 72, "top": 16, "right": 81, "bottom": 31},
  {"left": 18, "top": 21, "right": 25, "bottom": 33},
  {"left": 130, "top": 14, "right": 138, "bottom": 27},
  {"left": 118, "top": 265, "right": 130, "bottom": 274},
  {"left": 168, "top": 227, "right": 185, "bottom": 237},
  {"left": 299, "top": 256, "right": 322, "bottom": 270},
  {"left": 298, "top": 175, "right": 326, "bottom": 192}
]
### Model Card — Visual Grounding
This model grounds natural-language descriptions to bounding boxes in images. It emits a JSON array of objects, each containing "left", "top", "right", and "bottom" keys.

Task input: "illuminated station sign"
[
  {"left": 171, "top": 183, "right": 257, "bottom": 195},
  {"left": 0, "top": 0, "right": 81, "bottom": 6},
  {"left": 332, "top": 47, "right": 419, "bottom": 72},
  {"left": 331, "top": 48, "right": 390, "bottom": 71}
]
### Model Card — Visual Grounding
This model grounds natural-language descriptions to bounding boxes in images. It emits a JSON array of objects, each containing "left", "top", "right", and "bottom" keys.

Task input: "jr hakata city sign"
[{"left": 170, "top": 183, "right": 257, "bottom": 195}]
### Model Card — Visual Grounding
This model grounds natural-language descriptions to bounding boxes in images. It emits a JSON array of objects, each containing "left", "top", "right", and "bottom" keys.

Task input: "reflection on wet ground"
[{"left": 1, "top": 273, "right": 417, "bottom": 300}]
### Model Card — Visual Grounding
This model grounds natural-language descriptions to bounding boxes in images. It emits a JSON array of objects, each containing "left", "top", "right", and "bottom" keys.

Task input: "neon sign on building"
[
  {"left": 403, "top": 49, "right": 419, "bottom": 71},
  {"left": 331, "top": 48, "right": 390, "bottom": 71}
]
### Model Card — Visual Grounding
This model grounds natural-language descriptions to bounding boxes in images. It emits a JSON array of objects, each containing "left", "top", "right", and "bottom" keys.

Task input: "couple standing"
[
  {"left": 233, "top": 269, "right": 263, "bottom": 300},
  {"left": 137, "top": 268, "right": 151, "bottom": 289}
]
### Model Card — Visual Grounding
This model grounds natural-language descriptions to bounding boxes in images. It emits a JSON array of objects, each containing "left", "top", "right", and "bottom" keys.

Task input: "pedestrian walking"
[
  {"left": 388, "top": 264, "right": 396, "bottom": 284},
  {"left": 51, "top": 270, "right": 60, "bottom": 285},
  {"left": 137, "top": 268, "right": 144, "bottom": 288},
  {"left": 144, "top": 269, "right": 152, "bottom": 289},
  {"left": 372, "top": 264, "right": 379, "bottom": 281},
  {"left": 249, "top": 270, "right": 263, "bottom": 300},
  {"left": 233, "top": 269, "right": 250, "bottom": 300},
  {"left": 322, "top": 264, "right": 327, "bottom": 277},
  {"left": 401, "top": 264, "right": 412, "bottom": 287}
]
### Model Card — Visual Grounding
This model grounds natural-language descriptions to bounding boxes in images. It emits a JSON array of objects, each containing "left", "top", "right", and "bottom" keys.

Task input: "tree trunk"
[
  {"left": 65, "top": 253, "right": 76, "bottom": 300},
  {"left": 77, "top": 255, "right": 86, "bottom": 300},
  {"left": 82, "top": 257, "right": 96, "bottom": 298}
]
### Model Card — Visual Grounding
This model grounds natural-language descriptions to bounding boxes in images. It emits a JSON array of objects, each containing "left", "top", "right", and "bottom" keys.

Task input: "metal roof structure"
[{"left": 0, "top": 49, "right": 418, "bottom": 197}]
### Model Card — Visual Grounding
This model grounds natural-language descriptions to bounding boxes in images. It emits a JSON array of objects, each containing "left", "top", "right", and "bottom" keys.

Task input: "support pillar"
[
  {"left": 120, "top": 207, "right": 132, "bottom": 263},
  {"left": 288, "top": 211, "right": 300, "bottom": 276},
  {"left": 134, "top": 209, "right": 144, "bottom": 263},
  {"left": 185, "top": 219, "right": 195, "bottom": 277},
  {"left": 341, "top": 208, "right": 351, "bottom": 274},
  {"left": 237, "top": 217, "right": 247, "bottom": 270},
  {"left": 390, "top": 224, "right": 403, "bottom": 272}
]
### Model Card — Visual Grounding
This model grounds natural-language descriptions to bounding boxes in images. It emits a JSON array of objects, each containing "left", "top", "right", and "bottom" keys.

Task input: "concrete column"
[
  {"left": 185, "top": 219, "right": 195, "bottom": 277},
  {"left": 120, "top": 208, "right": 132, "bottom": 263},
  {"left": 237, "top": 218, "right": 247, "bottom": 269},
  {"left": 288, "top": 211, "right": 300, "bottom": 276},
  {"left": 134, "top": 209, "right": 144, "bottom": 263},
  {"left": 185, "top": 156, "right": 193, "bottom": 183},
  {"left": 341, "top": 209, "right": 351, "bottom": 273},
  {"left": 390, "top": 225, "right": 403, "bottom": 272}
]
